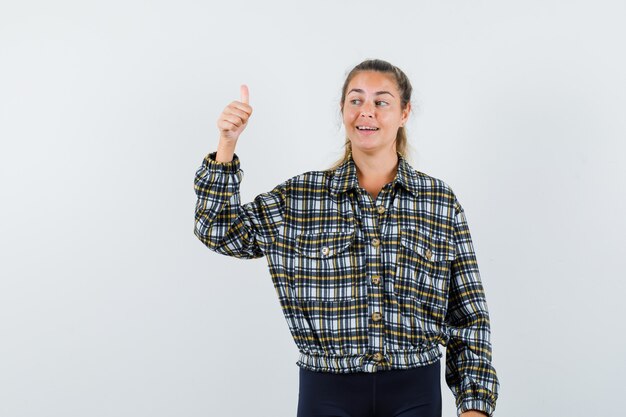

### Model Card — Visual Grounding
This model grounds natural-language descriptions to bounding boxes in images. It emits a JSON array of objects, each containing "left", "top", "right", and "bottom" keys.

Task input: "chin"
[
  {"left": 349, "top": 138, "right": 389, "bottom": 154},
  {"left": 350, "top": 144, "right": 384, "bottom": 156}
]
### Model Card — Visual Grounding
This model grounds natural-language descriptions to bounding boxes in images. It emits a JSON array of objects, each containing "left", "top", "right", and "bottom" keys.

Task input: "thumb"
[{"left": 240, "top": 84, "right": 249, "bottom": 104}]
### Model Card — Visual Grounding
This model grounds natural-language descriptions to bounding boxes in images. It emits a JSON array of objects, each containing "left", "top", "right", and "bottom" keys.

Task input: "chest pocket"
[
  {"left": 293, "top": 230, "right": 362, "bottom": 301},
  {"left": 394, "top": 227, "right": 456, "bottom": 309}
]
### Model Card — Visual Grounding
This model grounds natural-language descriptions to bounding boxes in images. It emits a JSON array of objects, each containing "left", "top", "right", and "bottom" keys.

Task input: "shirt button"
[
  {"left": 371, "top": 238, "right": 380, "bottom": 247},
  {"left": 425, "top": 248, "right": 432, "bottom": 260},
  {"left": 372, "top": 312, "right": 382, "bottom": 322},
  {"left": 371, "top": 276, "right": 381, "bottom": 285},
  {"left": 373, "top": 352, "right": 384, "bottom": 362},
  {"left": 321, "top": 246, "right": 330, "bottom": 256},
  {"left": 376, "top": 205, "right": 385, "bottom": 214}
]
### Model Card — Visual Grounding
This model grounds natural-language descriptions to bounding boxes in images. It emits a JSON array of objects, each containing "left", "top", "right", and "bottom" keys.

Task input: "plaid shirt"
[{"left": 194, "top": 151, "right": 499, "bottom": 416}]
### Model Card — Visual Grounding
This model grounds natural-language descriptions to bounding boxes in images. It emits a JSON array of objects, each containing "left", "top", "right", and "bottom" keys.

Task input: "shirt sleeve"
[
  {"left": 444, "top": 198, "right": 500, "bottom": 417},
  {"left": 193, "top": 152, "right": 286, "bottom": 259}
]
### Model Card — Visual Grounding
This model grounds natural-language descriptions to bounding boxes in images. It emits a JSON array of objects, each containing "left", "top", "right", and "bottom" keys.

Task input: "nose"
[{"left": 360, "top": 104, "right": 374, "bottom": 118}]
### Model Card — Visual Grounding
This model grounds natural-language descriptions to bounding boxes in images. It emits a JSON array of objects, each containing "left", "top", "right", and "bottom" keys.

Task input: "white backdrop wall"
[{"left": 1, "top": 1, "right": 624, "bottom": 416}]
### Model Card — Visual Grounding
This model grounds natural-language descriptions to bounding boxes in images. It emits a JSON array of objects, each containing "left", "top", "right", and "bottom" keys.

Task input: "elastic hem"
[
  {"left": 296, "top": 345, "right": 442, "bottom": 374},
  {"left": 456, "top": 396, "right": 496, "bottom": 417},
  {"left": 203, "top": 152, "right": 241, "bottom": 173}
]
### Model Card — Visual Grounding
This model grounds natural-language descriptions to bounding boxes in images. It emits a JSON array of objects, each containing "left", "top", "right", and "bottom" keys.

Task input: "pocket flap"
[
  {"left": 295, "top": 230, "right": 356, "bottom": 259},
  {"left": 400, "top": 228, "right": 455, "bottom": 262}
]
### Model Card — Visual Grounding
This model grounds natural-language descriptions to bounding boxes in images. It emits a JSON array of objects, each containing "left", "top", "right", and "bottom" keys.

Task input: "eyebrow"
[{"left": 348, "top": 88, "right": 395, "bottom": 97}]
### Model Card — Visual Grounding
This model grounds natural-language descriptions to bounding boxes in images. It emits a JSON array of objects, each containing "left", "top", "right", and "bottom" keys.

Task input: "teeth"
[{"left": 357, "top": 126, "right": 378, "bottom": 130}]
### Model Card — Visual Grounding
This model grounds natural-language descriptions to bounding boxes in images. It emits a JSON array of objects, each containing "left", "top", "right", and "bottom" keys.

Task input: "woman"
[{"left": 194, "top": 59, "right": 500, "bottom": 417}]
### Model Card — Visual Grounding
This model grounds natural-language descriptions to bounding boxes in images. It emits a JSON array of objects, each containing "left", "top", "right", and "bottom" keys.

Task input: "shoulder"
[
  {"left": 406, "top": 159, "right": 457, "bottom": 195},
  {"left": 278, "top": 168, "right": 335, "bottom": 189},
  {"left": 255, "top": 169, "right": 332, "bottom": 203},
  {"left": 415, "top": 170, "right": 454, "bottom": 192},
  {"left": 406, "top": 164, "right": 463, "bottom": 214}
]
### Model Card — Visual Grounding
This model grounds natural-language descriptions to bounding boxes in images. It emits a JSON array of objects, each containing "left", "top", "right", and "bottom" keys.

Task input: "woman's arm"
[
  {"left": 445, "top": 197, "right": 500, "bottom": 417},
  {"left": 193, "top": 152, "right": 286, "bottom": 259},
  {"left": 193, "top": 84, "right": 285, "bottom": 258}
]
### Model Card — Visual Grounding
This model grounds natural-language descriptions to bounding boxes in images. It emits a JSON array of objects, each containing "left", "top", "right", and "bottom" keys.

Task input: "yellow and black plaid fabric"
[{"left": 194, "top": 151, "right": 500, "bottom": 416}]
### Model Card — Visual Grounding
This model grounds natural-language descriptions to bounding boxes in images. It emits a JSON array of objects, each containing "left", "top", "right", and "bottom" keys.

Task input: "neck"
[{"left": 351, "top": 147, "right": 399, "bottom": 197}]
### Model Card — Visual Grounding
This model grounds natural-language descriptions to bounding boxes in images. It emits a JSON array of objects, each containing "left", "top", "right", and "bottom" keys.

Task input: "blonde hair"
[{"left": 329, "top": 59, "right": 413, "bottom": 170}]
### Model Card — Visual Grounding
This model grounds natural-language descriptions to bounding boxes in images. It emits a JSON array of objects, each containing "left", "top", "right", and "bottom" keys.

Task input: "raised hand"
[{"left": 217, "top": 84, "right": 253, "bottom": 143}]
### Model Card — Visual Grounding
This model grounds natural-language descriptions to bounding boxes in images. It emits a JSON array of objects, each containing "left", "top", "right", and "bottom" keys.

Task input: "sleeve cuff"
[
  {"left": 457, "top": 397, "right": 496, "bottom": 417},
  {"left": 202, "top": 151, "right": 241, "bottom": 173}
]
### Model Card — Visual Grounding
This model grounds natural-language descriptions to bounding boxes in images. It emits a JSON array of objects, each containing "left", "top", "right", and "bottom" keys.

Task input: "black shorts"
[{"left": 296, "top": 360, "right": 442, "bottom": 417}]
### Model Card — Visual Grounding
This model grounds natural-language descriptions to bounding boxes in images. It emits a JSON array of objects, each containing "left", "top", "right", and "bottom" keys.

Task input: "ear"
[{"left": 400, "top": 102, "right": 411, "bottom": 126}]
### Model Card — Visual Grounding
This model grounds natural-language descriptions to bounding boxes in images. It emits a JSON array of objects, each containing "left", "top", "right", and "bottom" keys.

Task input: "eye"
[
  {"left": 349, "top": 98, "right": 362, "bottom": 105},
  {"left": 376, "top": 100, "right": 389, "bottom": 107}
]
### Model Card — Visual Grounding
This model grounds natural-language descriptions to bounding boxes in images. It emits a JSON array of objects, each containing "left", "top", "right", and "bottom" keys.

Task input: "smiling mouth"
[{"left": 356, "top": 126, "right": 379, "bottom": 131}]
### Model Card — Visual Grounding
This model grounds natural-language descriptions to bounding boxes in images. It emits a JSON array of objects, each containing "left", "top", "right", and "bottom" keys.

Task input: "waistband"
[{"left": 296, "top": 344, "right": 442, "bottom": 374}]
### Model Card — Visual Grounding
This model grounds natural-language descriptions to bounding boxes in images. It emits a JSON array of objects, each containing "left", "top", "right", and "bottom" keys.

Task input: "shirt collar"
[{"left": 329, "top": 152, "right": 420, "bottom": 197}]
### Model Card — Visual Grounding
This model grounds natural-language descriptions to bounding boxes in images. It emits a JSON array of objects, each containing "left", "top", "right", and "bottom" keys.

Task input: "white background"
[{"left": 1, "top": 1, "right": 624, "bottom": 416}]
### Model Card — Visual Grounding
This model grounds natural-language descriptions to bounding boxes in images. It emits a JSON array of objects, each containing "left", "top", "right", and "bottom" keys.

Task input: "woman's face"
[{"left": 342, "top": 71, "right": 410, "bottom": 156}]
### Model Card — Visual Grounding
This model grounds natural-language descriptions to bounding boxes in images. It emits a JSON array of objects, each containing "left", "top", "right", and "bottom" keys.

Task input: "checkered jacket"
[{"left": 194, "top": 151, "right": 499, "bottom": 416}]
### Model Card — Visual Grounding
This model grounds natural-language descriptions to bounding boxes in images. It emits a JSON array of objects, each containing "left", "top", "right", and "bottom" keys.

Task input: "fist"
[{"left": 217, "top": 84, "right": 253, "bottom": 142}]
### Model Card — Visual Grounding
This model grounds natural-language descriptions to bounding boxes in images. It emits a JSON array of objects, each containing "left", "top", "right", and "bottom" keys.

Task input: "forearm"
[
  {"left": 194, "top": 152, "right": 287, "bottom": 259},
  {"left": 194, "top": 152, "right": 262, "bottom": 258},
  {"left": 215, "top": 136, "right": 237, "bottom": 163}
]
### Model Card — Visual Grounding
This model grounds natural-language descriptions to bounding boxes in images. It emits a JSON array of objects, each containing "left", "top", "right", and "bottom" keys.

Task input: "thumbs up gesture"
[{"left": 217, "top": 84, "right": 253, "bottom": 143}]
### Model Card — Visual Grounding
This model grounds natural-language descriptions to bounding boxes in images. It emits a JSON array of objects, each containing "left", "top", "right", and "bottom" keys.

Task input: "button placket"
[{"left": 355, "top": 187, "right": 394, "bottom": 369}]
